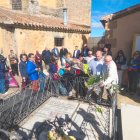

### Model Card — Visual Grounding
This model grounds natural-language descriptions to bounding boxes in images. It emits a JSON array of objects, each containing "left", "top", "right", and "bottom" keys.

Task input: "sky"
[{"left": 91, "top": 0, "right": 140, "bottom": 37}]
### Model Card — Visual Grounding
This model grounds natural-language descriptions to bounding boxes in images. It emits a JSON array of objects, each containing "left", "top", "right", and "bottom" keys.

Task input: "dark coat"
[
  {"left": 60, "top": 48, "right": 68, "bottom": 58},
  {"left": 73, "top": 50, "right": 80, "bottom": 58},
  {"left": 19, "top": 61, "right": 28, "bottom": 78},
  {"left": 52, "top": 48, "right": 60, "bottom": 57},
  {"left": 81, "top": 47, "right": 89, "bottom": 57},
  {"left": 42, "top": 50, "right": 51, "bottom": 64},
  {"left": 0, "top": 55, "right": 6, "bottom": 79},
  {"left": 49, "top": 63, "right": 57, "bottom": 74}
]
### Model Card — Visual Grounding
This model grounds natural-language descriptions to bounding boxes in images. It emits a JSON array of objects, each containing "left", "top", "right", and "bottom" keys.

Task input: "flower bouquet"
[{"left": 85, "top": 75, "right": 102, "bottom": 89}]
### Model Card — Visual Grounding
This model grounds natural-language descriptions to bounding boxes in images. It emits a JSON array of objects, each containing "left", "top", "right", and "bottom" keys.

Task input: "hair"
[
  {"left": 51, "top": 57, "right": 57, "bottom": 63},
  {"left": 28, "top": 53, "right": 34, "bottom": 58},
  {"left": 21, "top": 54, "right": 27, "bottom": 59},
  {"left": 83, "top": 59, "right": 87, "bottom": 64}
]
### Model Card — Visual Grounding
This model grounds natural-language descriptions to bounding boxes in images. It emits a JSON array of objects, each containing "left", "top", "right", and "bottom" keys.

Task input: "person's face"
[
  {"left": 119, "top": 53, "right": 123, "bottom": 56},
  {"left": 104, "top": 48, "right": 108, "bottom": 52},
  {"left": 29, "top": 55, "right": 35, "bottom": 62},
  {"left": 10, "top": 50, "right": 14, "bottom": 54},
  {"left": 75, "top": 46, "right": 78, "bottom": 50},
  {"left": 105, "top": 58, "right": 111, "bottom": 65},
  {"left": 79, "top": 56, "right": 83, "bottom": 61},
  {"left": 96, "top": 52, "right": 102, "bottom": 60},
  {"left": 22, "top": 55, "right": 27, "bottom": 62},
  {"left": 88, "top": 51, "right": 92, "bottom": 57}
]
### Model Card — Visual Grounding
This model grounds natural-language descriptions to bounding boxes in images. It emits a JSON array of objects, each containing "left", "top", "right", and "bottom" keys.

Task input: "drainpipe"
[{"left": 63, "top": 8, "right": 68, "bottom": 26}]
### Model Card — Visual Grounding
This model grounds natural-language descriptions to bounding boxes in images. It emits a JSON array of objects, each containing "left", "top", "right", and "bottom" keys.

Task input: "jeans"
[{"left": 0, "top": 79, "right": 6, "bottom": 94}]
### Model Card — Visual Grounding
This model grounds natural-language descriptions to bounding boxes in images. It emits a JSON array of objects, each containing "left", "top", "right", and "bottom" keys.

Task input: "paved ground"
[
  {"left": 117, "top": 92, "right": 140, "bottom": 108},
  {"left": 19, "top": 97, "right": 111, "bottom": 140},
  {"left": 121, "top": 104, "right": 140, "bottom": 140}
]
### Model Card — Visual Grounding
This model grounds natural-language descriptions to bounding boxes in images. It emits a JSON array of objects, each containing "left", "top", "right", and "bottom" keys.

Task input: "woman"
[
  {"left": 8, "top": 50, "right": 19, "bottom": 76},
  {"left": 35, "top": 50, "right": 43, "bottom": 70},
  {"left": 103, "top": 45, "right": 112, "bottom": 57},
  {"left": 128, "top": 51, "right": 140, "bottom": 94},
  {"left": 115, "top": 50, "right": 127, "bottom": 86}
]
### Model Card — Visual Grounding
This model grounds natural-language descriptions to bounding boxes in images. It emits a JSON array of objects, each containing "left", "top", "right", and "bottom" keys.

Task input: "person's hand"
[{"left": 35, "top": 68, "right": 39, "bottom": 71}]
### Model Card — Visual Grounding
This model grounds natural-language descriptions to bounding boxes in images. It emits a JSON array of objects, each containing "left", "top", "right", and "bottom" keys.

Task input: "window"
[
  {"left": 54, "top": 38, "right": 64, "bottom": 46},
  {"left": 12, "top": 0, "right": 22, "bottom": 10}
]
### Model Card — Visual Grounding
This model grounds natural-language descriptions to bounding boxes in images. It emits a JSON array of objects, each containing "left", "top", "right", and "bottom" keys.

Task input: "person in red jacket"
[{"left": 35, "top": 50, "right": 43, "bottom": 70}]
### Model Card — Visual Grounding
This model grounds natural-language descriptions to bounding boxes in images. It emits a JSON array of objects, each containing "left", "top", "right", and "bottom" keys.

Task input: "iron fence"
[{"left": 0, "top": 74, "right": 117, "bottom": 140}]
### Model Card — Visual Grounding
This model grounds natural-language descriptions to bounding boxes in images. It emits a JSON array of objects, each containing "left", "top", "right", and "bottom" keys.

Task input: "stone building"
[
  {"left": 101, "top": 4, "right": 140, "bottom": 59},
  {"left": 0, "top": 0, "right": 91, "bottom": 58}
]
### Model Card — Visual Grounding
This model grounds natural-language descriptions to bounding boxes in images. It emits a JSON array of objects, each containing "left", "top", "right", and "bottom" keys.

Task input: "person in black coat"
[
  {"left": 51, "top": 46, "right": 60, "bottom": 60},
  {"left": 81, "top": 44, "right": 89, "bottom": 57},
  {"left": 73, "top": 46, "right": 81, "bottom": 59},
  {"left": 0, "top": 54, "right": 6, "bottom": 94},
  {"left": 60, "top": 46, "right": 68, "bottom": 66},
  {"left": 42, "top": 47, "right": 52, "bottom": 66},
  {"left": 19, "top": 54, "right": 29, "bottom": 90}
]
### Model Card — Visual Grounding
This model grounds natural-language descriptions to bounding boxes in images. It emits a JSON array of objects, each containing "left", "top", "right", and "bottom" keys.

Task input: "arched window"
[{"left": 12, "top": 0, "right": 22, "bottom": 10}]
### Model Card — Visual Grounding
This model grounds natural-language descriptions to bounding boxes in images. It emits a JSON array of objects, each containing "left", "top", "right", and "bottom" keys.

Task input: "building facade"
[
  {"left": 101, "top": 4, "right": 140, "bottom": 59},
  {"left": 0, "top": 0, "right": 91, "bottom": 58}
]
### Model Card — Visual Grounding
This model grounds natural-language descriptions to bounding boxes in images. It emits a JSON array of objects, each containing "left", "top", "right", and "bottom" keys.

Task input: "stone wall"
[
  {"left": 65, "top": 0, "right": 91, "bottom": 25},
  {"left": 104, "top": 12, "right": 140, "bottom": 59},
  {"left": 14, "top": 28, "right": 89, "bottom": 57},
  {"left": 0, "top": 27, "right": 16, "bottom": 57},
  {"left": 0, "top": 0, "right": 11, "bottom": 9}
]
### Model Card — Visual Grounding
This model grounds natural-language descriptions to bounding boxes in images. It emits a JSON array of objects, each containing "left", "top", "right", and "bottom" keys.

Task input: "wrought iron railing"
[{"left": 0, "top": 74, "right": 117, "bottom": 140}]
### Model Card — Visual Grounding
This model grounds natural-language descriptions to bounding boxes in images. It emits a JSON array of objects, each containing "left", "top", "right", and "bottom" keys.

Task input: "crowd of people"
[{"left": 0, "top": 43, "right": 140, "bottom": 98}]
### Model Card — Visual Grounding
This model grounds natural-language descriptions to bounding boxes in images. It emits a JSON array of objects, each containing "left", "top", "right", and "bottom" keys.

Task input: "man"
[
  {"left": 88, "top": 50, "right": 104, "bottom": 76},
  {"left": 60, "top": 46, "right": 68, "bottom": 66},
  {"left": 42, "top": 47, "right": 51, "bottom": 67},
  {"left": 19, "top": 54, "right": 29, "bottom": 90},
  {"left": 81, "top": 44, "right": 89, "bottom": 57},
  {"left": 20, "top": 50, "right": 28, "bottom": 61},
  {"left": 51, "top": 45, "right": 60, "bottom": 60},
  {"left": 73, "top": 46, "right": 80, "bottom": 59},
  {"left": 102, "top": 55, "right": 118, "bottom": 87},
  {"left": 26, "top": 53, "right": 39, "bottom": 93},
  {"left": 0, "top": 54, "right": 7, "bottom": 94},
  {"left": 84, "top": 51, "right": 95, "bottom": 64},
  {"left": 8, "top": 50, "right": 19, "bottom": 76},
  {"left": 35, "top": 50, "right": 43, "bottom": 70},
  {"left": 99, "top": 55, "right": 118, "bottom": 104}
]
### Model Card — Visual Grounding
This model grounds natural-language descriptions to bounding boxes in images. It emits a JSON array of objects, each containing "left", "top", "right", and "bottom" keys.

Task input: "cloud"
[{"left": 91, "top": 21, "right": 103, "bottom": 29}]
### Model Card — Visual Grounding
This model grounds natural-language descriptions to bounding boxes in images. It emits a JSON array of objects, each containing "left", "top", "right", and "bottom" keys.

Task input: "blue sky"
[{"left": 91, "top": 0, "right": 140, "bottom": 37}]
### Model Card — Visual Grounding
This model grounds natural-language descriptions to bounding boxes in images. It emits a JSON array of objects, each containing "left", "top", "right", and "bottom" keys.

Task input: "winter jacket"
[
  {"left": 0, "top": 55, "right": 6, "bottom": 79},
  {"left": 42, "top": 50, "right": 51, "bottom": 64},
  {"left": 26, "top": 60, "right": 39, "bottom": 81},
  {"left": 19, "top": 61, "right": 28, "bottom": 78}
]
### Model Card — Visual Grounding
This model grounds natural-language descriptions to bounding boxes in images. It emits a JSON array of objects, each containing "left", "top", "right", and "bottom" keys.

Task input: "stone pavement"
[
  {"left": 19, "top": 97, "right": 111, "bottom": 140},
  {"left": 121, "top": 104, "right": 140, "bottom": 140}
]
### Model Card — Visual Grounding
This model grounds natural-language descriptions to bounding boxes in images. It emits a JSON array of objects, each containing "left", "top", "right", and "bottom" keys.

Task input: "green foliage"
[
  {"left": 85, "top": 75, "right": 102, "bottom": 88},
  {"left": 96, "top": 107, "right": 103, "bottom": 114}
]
